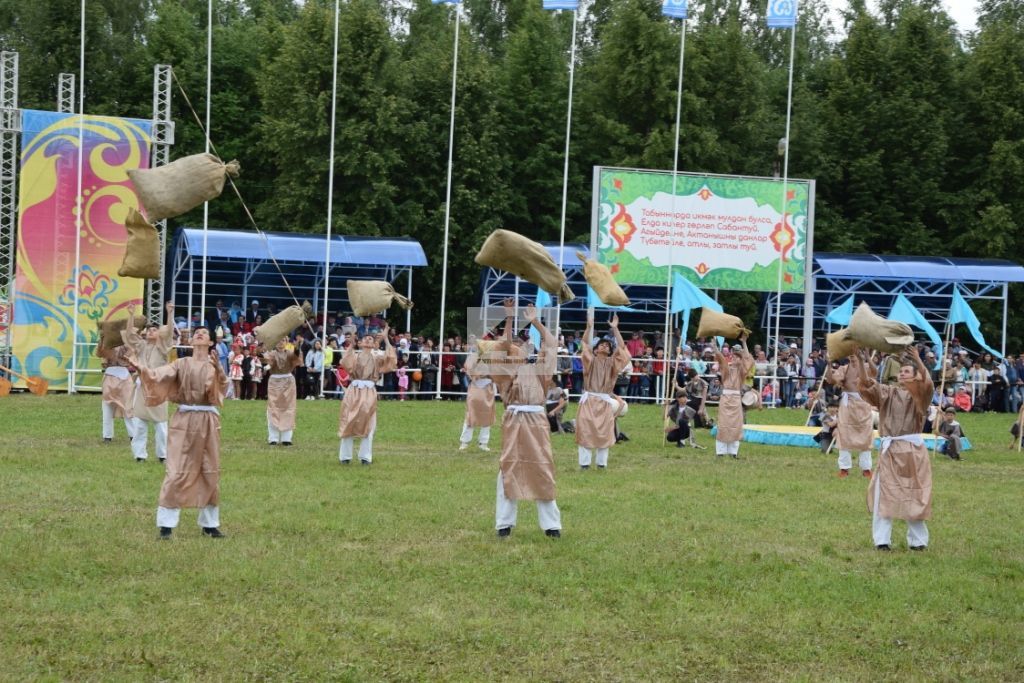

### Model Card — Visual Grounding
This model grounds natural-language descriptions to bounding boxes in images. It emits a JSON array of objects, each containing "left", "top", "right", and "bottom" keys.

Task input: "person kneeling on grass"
[
  {"left": 937, "top": 407, "right": 965, "bottom": 461},
  {"left": 813, "top": 401, "right": 840, "bottom": 454}
]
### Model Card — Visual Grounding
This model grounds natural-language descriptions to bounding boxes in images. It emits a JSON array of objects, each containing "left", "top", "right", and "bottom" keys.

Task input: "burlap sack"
[
  {"left": 255, "top": 305, "right": 307, "bottom": 348},
  {"left": 847, "top": 302, "right": 914, "bottom": 353},
  {"left": 826, "top": 328, "right": 859, "bottom": 361},
  {"left": 475, "top": 230, "right": 575, "bottom": 303},
  {"left": 346, "top": 280, "right": 413, "bottom": 317},
  {"left": 577, "top": 251, "right": 629, "bottom": 307},
  {"left": 696, "top": 308, "right": 748, "bottom": 339},
  {"left": 97, "top": 319, "right": 145, "bottom": 351},
  {"left": 127, "top": 153, "right": 240, "bottom": 222},
  {"left": 117, "top": 208, "right": 160, "bottom": 279}
]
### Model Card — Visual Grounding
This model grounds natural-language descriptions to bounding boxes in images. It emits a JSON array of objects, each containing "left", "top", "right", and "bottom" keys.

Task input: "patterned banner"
[
  {"left": 662, "top": 0, "right": 688, "bottom": 20},
  {"left": 12, "top": 110, "right": 153, "bottom": 389},
  {"left": 767, "top": 0, "right": 798, "bottom": 28}
]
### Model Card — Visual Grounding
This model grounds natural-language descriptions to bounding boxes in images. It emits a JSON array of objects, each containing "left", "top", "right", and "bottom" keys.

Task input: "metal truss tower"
[
  {"left": 147, "top": 64, "right": 174, "bottom": 323},
  {"left": 0, "top": 52, "right": 20, "bottom": 370}
]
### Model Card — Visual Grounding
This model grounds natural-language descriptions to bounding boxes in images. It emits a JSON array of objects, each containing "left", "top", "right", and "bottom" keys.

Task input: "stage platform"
[{"left": 712, "top": 424, "right": 972, "bottom": 452}]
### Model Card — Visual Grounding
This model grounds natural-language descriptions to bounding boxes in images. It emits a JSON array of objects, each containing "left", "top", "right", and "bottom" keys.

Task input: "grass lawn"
[{"left": 2, "top": 395, "right": 1023, "bottom": 681}]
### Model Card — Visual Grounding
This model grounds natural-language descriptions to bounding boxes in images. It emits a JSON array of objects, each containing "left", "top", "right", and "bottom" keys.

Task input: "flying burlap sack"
[
  {"left": 255, "top": 305, "right": 307, "bottom": 348},
  {"left": 696, "top": 308, "right": 749, "bottom": 340},
  {"left": 117, "top": 208, "right": 160, "bottom": 279},
  {"left": 475, "top": 230, "right": 575, "bottom": 303},
  {"left": 97, "top": 319, "right": 146, "bottom": 351},
  {"left": 576, "top": 251, "right": 629, "bottom": 307},
  {"left": 127, "top": 153, "right": 240, "bottom": 222},
  {"left": 346, "top": 280, "right": 413, "bottom": 317},
  {"left": 826, "top": 328, "right": 859, "bottom": 361},
  {"left": 846, "top": 302, "right": 914, "bottom": 353}
]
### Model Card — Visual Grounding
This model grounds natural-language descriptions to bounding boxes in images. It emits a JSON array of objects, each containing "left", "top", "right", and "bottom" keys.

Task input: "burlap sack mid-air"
[
  {"left": 97, "top": 319, "right": 146, "bottom": 351},
  {"left": 827, "top": 328, "right": 859, "bottom": 361},
  {"left": 255, "top": 305, "right": 307, "bottom": 348},
  {"left": 117, "top": 208, "right": 160, "bottom": 279},
  {"left": 475, "top": 230, "right": 575, "bottom": 303},
  {"left": 346, "top": 280, "right": 413, "bottom": 317},
  {"left": 847, "top": 302, "right": 914, "bottom": 353},
  {"left": 577, "top": 251, "right": 629, "bottom": 307},
  {"left": 127, "top": 153, "right": 240, "bottom": 222},
  {"left": 696, "top": 308, "right": 748, "bottom": 340}
]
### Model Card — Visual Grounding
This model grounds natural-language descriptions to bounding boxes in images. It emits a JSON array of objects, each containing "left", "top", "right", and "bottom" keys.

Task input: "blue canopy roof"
[{"left": 815, "top": 253, "right": 1024, "bottom": 283}]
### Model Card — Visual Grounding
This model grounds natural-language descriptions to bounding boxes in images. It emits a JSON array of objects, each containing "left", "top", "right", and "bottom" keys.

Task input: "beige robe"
[
  {"left": 137, "top": 356, "right": 228, "bottom": 509},
  {"left": 266, "top": 349, "right": 301, "bottom": 431},
  {"left": 99, "top": 345, "right": 134, "bottom": 418},
  {"left": 121, "top": 322, "right": 173, "bottom": 423},
  {"left": 829, "top": 363, "right": 873, "bottom": 452},
  {"left": 862, "top": 375, "right": 933, "bottom": 521},
  {"left": 494, "top": 337, "right": 558, "bottom": 501},
  {"left": 463, "top": 355, "right": 496, "bottom": 428},
  {"left": 575, "top": 345, "right": 631, "bottom": 449},
  {"left": 716, "top": 349, "right": 754, "bottom": 443},
  {"left": 338, "top": 346, "right": 397, "bottom": 438}
]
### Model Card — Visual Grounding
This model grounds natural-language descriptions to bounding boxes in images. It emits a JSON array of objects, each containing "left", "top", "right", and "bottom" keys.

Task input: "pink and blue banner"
[{"left": 12, "top": 110, "right": 153, "bottom": 389}]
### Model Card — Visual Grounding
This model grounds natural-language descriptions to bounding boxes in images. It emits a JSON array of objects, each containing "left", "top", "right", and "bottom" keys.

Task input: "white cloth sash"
[
  {"left": 841, "top": 391, "right": 862, "bottom": 407},
  {"left": 270, "top": 373, "right": 293, "bottom": 379},
  {"left": 104, "top": 366, "right": 130, "bottom": 380},
  {"left": 721, "top": 389, "right": 741, "bottom": 396},
  {"left": 178, "top": 404, "right": 219, "bottom": 415},
  {"left": 505, "top": 404, "right": 544, "bottom": 415},
  {"left": 580, "top": 390, "right": 618, "bottom": 409},
  {"left": 879, "top": 433, "right": 924, "bottom": 455},
  {"left": 349, "top": 379, "right": 376, "bottom": 389},
  {"left": 472, "top": 378, "right": 493, "bottom": 389}
]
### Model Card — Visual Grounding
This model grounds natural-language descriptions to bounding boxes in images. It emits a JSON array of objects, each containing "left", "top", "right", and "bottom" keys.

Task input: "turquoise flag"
[
  {"left": 671, "top": 273, "right": 723, "bottom": 346},
  {"left": 587, "top": 286, "right": 636, "bottom": 312},
  {"left": 949, "top": 289, "right": 1002, "bottom": 359},
  {"left": 766, "top": 0, "right": 797, "bottom": 28},
  {"left": 530, "top": 286, "right": 553, "bottom": 350},
  {"left": 825, "top": 296, "right": 854, "bottom": 326},
  {"left": 662, "top": 0, "right": 687, "bottom": 19},
  {"left": 888, "top": 294, "right": 942, "bottom": 369}
]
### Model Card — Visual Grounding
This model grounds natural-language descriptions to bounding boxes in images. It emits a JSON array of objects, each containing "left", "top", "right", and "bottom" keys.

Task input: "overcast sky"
[{"left": 826, "top": 0, "right": 979, "bottom": 32}]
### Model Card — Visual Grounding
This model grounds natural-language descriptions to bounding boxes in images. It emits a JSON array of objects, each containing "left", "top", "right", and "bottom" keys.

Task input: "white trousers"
[
  {"left": 267, "top": 414, "right": 294, "bottom": 444},
  {"left": 838, "top": 450, "right": 873, "bottom": 472},
  {"left": 495, "top": 471, "right": 561, "bottom": 531},
  {"left": 460, "top": 422, "right": 491, "bottom": 446},
  {"left": 157, "top": 505, "right": 220, "bottom": 529},
  {"left": 715, "top": 440, "right": 740, "bottom": 456},
  {"left": 102, "top": 401, "right": 132, "bottom": 440},
  {"left": 339, "top": 429, "right": 375, "bottom": 463},
  {"left": 131, "top": 418, "right": 168, "bottom": 460},
  {"left": 578, "top": 446, "right": 609, "bottom": 467},
  {"left": 871, "top": 460, "right": 929, "bottom": 548}
]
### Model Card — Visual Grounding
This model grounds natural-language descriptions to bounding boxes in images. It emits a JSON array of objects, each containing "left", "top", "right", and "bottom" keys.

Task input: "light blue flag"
[
  {"left": 543, "top": 0, "right": 579, "bottom": 9},
  {"left": 661, "top": 0, "right": 688, "bottom": 19},
  {"left": 671, "top": 273, "right": 723, "bottom": 346},
  {"left": 587, "top": 286, "right": 636, "bottom": 312},
  {"left": 766, "top": 0, "right": 797, "bottom": 28},
  {"left": 888, "top": 294, "right": 942, "bottom": 369},
  {"left": 949, "top": 289, "right": 1002, "bottom": 359},
  {"left": 432, "top": 0, "right": 461, "bottom": 4},
  {"left": 825, "top": 295, "right": 854, "bottom": 326},
  {"left": 530, "top": 286, "right": 553, "bottom": 350}
]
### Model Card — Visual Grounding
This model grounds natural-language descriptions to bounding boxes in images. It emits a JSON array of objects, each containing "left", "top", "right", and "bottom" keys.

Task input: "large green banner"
[{"left": 592, "top": 167, "right": 813, "bottom": 292}]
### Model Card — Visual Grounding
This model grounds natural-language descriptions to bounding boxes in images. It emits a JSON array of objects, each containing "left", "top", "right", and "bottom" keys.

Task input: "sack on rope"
[
  {"left": 117, "top": 208, "right": 160, "bottom": 279},
  {"left": 474, "top": 230, "right": 575, "bottom": 303},
  {"left": 97, "top": 319, "right": 146, "bottom": 351},
  {"left": 826, "top": 328, "right": 859, "bottom": 361},
  {"left": 346, "top": 280, "right": 413, "bottom": 317},
  {"left": 696, "top": 307, "right": 749, "bottom": 340},
  {"left": 127, "top": 153, "right": 240, "bottom": 222},
  {"left": 577, "top": 250, "right": 629, "bottom": 307},
  {"left": 847, "top": 302, "right": 914, "bottom": 353},
  {"left": 255, "top": 305, "right": 307, "bottom": 348}
]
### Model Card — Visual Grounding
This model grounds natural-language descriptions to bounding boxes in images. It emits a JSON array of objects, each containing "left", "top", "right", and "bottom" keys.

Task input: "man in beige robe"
[
  {"left": 121, "top": 301, "right": 174, "bottom": 462},
  {"left": 131, "top": 327, "right": 229, "bottom": 540},
  {"left": 575, "top": 313, "right": 631, "bottom": 469},
  {"left": 488, "top": 300, "right": 561, "bottom": 538},
  {"left": 713, "top": 336, "right": 754, "bottom": 457},
  {"left": 459, "top": 346, "right": 496, "bottom": 451},
  {"left": 264, "top": 339, "right": 302, "bottom": 446},
  {"left": 97, "top": 336, "right": 134, "bottom": 443},
  {"left": 825, "top": 355, "right": 876, "bottom": 478},
  {"left": 338, "top": 324, "right": 397, "bottom": 464},
  {"left": 853, "top": 347, "right": 933, "bottom": 551}
]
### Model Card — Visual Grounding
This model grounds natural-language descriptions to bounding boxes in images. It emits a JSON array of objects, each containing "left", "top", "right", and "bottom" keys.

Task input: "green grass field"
[{"left": 2, "top": 395, "right": 1023, "bottom": 681}]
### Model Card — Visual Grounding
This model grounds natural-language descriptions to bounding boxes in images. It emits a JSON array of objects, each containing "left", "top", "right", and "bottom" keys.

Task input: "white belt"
[
  {"left": 270, "top": 373, "right": 293, "bottom": 379},
  {"left": 580, "top": 390, "right": 618, "bottom": 408},
  {"left": 722, "top": 389, "right": 741, "bottom": 396},
  {"left": 841, "top": 391, "right": 862, "bottom": 407},
  {"left": 880, "top": 433, "right": 924, "bottom": 455},
  {"left": 104, "top": 366, "right": 130, "bottom": 380},
  {"left": 350, "top": 379, "right": 376, "bottom": 389},
  {"left": 472, "top": 378, "right": 493, "bottom": 389},
  {"left": 505, "top": 404, "right": 544, "bottom": 414},
  {"left": 178, "top": 405, "right": 219, "bottom": 415}
]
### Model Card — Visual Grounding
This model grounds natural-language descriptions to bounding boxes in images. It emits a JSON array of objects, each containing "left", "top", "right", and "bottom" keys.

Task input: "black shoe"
[
  {"left": 676, "top": 441, "right": 686, "bottom": 448},
  {"left": 580, "top": 465, "right": 589, "bottom": 470},
  {"left": 282, "top": 441, "right": 292, "bottom": 447},
  {"left": 268, "top": 441, "right": 278, "bottom": 446},
  {"left": 202, "top": 527, "right": 226, "bottom": 538},
  {"left": 135, "top": 457, "right": 145, "bottom": 462},
  {"left": 360, "top": 459, "right": 370, "bottom": 465},
  {"left": 103, "top": 437, "right": 112, "bottom": 443},
  {"left": 909, "top": 545, "right": 927, "bottom": 552},
  {"left": 876, "top": 544, "right": 892, "bottom": 551},
  {"left": 497, "top": 527, "right": 512, "bottom": 538},
  {"left": 597, "top": 465, "right": 606, "bottom": 469},
  {"left": 159, "top": 458, "right": 166, "bottom": 463},
  {"left": 545, "top": 529, "right": 561, "bottom": 538},
  {"left": 340, "top": 459, "right": 351, "bottom": 465},
  {"left": 158, "top": 527, "right": 173, "bottom": 540}
]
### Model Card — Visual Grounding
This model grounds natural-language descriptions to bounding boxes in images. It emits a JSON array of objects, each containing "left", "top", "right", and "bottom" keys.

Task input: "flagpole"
[
  {"left": 436, "top": 1, "right": 460, "bottom": 400},
  {"left": 772, "top": 15, "right": 797, "bottom": 411},
  {"left": 554, "top": 7, "right": 578, "bottom": 341},
  {"left": 319, "top": 0, "right": 342, "bottom": 397},
  {"left": 932, "top": 321, "right": 954, "bottom": 456},
  {"left": 199, "top": 0, "right": 212, "bottom": 333},
  {"left": 69, "top": 0, "right": 86, "bottom": 393}
]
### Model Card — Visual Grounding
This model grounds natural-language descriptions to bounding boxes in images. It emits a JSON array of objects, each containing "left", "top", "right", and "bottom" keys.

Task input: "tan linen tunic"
[
  {"left": 338, "top": 346, "right": 397, "bottom": 438},
  {"left": 716, "top": 349, "right": 754, "bottom": 443},
  {"left": 121, "top": 322, "right": 173, "bottom": 423},
  {"left": 829, "top": 362, "right": 874, "bottom": 452},
  {"left": 99, "top": 345, "right": 134, "bottom": 418},
  {"left": 138, "top": 356, "right": 228, "bottom": 509},
  {"left": 266, "top": 349, "right": 301, "bottom": 432},
  {"left": 494, "top": 336, "right": 558, "bottom": 501},
  {"left": 861, "top": 375, "right": 933, "bottom": 521},
  {"left": 463, "top": 355, "right": 496, "bottom": 428},
  {"left": 575, "top": 344, "right": 631, "bottom": 449}
]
